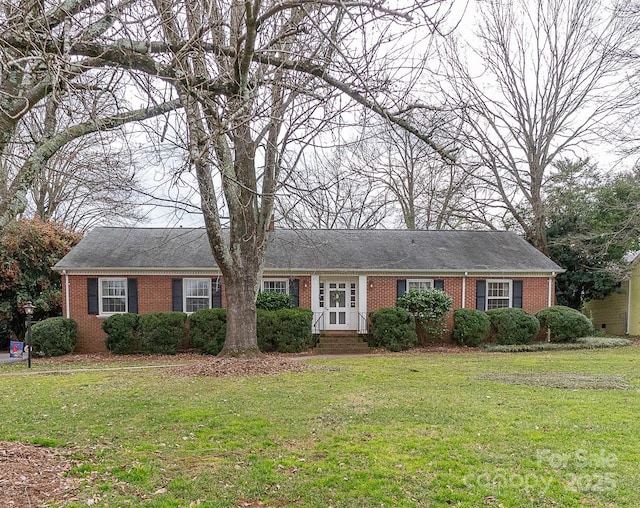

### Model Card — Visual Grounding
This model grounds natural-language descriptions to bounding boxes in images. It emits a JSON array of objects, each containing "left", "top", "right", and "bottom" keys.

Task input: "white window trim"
[
  {"left": 407, "top": 279, "right": 434, "bottom": 291},
  {"left": 183, "top": 278, "right": 212, "bottom": 314},
  {"left": 486, "top": 279, "right": 512, "bottom": 310},
  {"left": 99, "top": 277, "right": 128, "bottom": 315},
  {"left": 261, "top": 278, "right": 289, "bottom": 294}
]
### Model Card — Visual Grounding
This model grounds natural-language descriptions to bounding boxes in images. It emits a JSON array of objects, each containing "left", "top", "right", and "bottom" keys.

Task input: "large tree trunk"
[{"left": 220, "top": 267, "right": 262, "bottom": 357}]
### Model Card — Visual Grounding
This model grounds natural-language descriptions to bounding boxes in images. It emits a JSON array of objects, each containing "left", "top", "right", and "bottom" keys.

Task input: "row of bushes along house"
[{"left": 29, "top": 303, "right": 592, "bottom": 357}]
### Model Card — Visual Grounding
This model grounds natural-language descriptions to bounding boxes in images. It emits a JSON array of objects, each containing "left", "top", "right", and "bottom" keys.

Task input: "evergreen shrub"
[
  {"left": 536, "top": 306, "right": 594, "bottom": 343},
  {"left": 138, "top": 312, "right": 186, "bottom": 354},
  {"left": 258, "top": 308, "right": 313, "bottom": 353},
  {"left": 103, "top": 313, "right": 139, "bottom": 354},
  {"left": 188, "top": 308, "right": 227, "bottom": 355},
  {"left": 486, "top": 308, "right": 540, "bottom": 345},
  {"left": 369, "top": 307, "right": 417, "bottom": 351},
  {"left": 452, "top": 308, "right": 491, "bottom": 347},
  {"left": 256, "top": 291, "right": 294, "bottom": 311},
  {"left": 31, "top": 317, "right": 78, "bottom": 356},
  {"left": 397, "top": 289, "right": 452, "bottom": 343}
]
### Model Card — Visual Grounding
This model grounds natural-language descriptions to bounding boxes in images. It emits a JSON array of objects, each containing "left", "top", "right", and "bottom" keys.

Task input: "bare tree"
[
  {"left": 441, "top": 0, "right": 638, "bottom": 253},
  {"left": 278, "top": 149, "right": 389, "bottom": 229},
  {"left": 352, "top": 112, "right": 469, "bottom": 230},
  {"left": 0, "top": 1, "right": 181, "bottom": 226},
  {"left": 27, "top": 137, "right": 146, "bottom": 229},
  {"left": 3, "top": 0, "right": 457, "bottom": 355}
]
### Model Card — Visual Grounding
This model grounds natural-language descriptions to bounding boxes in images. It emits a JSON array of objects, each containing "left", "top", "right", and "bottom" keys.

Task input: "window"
[
  {"left": 487, "top": 280, "right": 511, "bottom": 309},
  {"left": 262, "top": 279, "right": 288, "bottom": 294},
  {"left": 408, "top": 279, "right": 433, "bottom": 292},
  {"left": 100, "top": 278, "right": 127, "bottom": 314},
  {"left": 184, "top": 278, "right": 211, "bottom": 313}
]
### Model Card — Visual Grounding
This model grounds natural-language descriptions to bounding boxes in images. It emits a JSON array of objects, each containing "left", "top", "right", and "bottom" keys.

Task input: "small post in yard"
[{"left": 24, "top": 301, "right": 35, "bottom": 368}]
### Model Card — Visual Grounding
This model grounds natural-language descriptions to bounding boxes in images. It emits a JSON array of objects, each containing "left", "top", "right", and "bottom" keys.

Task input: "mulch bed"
[{"left": 0, "top": 441, "right": 79, "bottom": 507}]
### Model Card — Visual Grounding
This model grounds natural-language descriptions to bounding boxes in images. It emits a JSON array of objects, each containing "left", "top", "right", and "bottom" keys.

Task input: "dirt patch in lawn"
[
  {"left": 168, "top": 355, "right": 310, "bottom": 378},
  {"left": 0, "top": 441, "right": 79, "bottom": 506},
  {"left": 478, "top": 372, "right": 635, "bottom": 390}
]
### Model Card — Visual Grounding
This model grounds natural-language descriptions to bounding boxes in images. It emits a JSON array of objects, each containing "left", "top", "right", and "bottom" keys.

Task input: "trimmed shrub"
[
  {"left": 138, "top": 312, "right": 186, "bottom": 355},
  {"left": 397, "top": 289, "right": 452, "bottom": 343},
  {"left": 536, "top": 306, "right": 594, "bottom": 343},
  {"left": 256, "top": 291, "right": 294, "bottom": 311},
  {"left": 103, "top": 313, "right": 139, "bottom": 354},
  {"left": 258, "top": 308, "right": 313, "bottom": 353},
  {"left": 190, "top": 308, "right": 313, "bottom": 354},
  {"left": 188, "top": 308, "right": 227, "bottom": 355},
  {"left": 369, "top": 307, "right": 417, "bottom": 351},
  {"left": 452, "top": 308, "right": 491, "bottom": 347},
  {"left": 31, "top": 317, "right": 78, "bottom": 357},
  {"left": 486, "top": 308, "right": 540, "bottom": 345}
]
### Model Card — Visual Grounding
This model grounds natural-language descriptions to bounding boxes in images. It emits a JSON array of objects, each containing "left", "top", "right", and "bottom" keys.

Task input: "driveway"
[{"left": 0, "top": 351, "right": 24, "bottom": 365}]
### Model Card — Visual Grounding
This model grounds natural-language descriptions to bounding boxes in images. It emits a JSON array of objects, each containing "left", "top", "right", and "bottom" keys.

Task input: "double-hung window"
[
  {"left": 100, "top": 278, "right": 127, "bottom": 314},
  {"left": 184, "top": 279, "right": 211, "bottom": 313},
  {"left": 486, "top": 280, "right": 511, "bottom": 309},
  {"left": 262, "top": 279, "right": 289, "bottom": 294},
  {"left": 408, "top": 279, "right": 434, "bottom": 292}
]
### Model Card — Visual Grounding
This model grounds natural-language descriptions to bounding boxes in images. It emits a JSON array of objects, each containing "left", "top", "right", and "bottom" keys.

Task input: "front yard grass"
[{"left": 1, "top": 347, "right": 640, "bottom": 507}]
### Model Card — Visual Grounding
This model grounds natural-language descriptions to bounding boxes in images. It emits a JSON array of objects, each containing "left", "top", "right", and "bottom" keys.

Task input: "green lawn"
[{"left": 1, "top": 348, "right": 639, "bottom": 507}]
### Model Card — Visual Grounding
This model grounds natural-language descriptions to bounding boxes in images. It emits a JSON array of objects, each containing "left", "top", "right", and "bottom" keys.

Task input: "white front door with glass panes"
[{"left": 324, "top": 281, "right": 357, "bottom": 330}]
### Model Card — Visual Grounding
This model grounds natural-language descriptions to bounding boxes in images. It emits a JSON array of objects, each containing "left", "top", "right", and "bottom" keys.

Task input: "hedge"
[
  {"left": 138, "top": 312, "right": 186, "bottom": 354},
  {"left": 188, "top": 309, "right": 227, "bottom": 355},
  {"left": 103, "top": 313, "right": 139, "bottom": 354},
  {"left": 486, "top": 308, "right": 540, "bottom": 345},
  {"left": 257, "top": 308, "right": 313, "bottom": 353},
  {"left": 31, "top": 317, "right": 78, "bottom": 357},
  {"left": 369, "top": 307, "right": 417, "bottom": 351},
  {"left": 256, "top": 291, "right": 294, "bottom": 311},
  {"left": 189, "top": 307, "right": 313, "bottom": 354},
  {"left": 452, "top": 308, "right": 490, "bottom": 347},
  {"left": 536, "top": 306, "right": 594, "bottom": 343}
]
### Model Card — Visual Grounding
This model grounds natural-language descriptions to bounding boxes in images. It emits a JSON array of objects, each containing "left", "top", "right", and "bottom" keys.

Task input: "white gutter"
[
  {"left": 63, "top": 270, "right": 70, "bottom": 318},
  {"left": 461, "top": 272, "right": 467, "bottom": 308}
]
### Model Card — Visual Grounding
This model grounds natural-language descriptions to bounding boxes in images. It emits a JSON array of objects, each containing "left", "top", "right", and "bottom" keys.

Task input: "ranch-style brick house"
[{"left": 53, "top": 227, "right": 563, "bottom": 353}]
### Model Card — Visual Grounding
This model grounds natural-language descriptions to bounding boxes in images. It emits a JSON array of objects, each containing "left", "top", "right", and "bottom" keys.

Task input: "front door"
[{"left": 327, "top": 281, "right": 349, "bottom": 330}]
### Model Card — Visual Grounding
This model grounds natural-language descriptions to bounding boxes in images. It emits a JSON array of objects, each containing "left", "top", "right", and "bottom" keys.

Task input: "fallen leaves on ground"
[
  {"left": 168, "top": 355, "right": 309, "bottom": 378},
  {"left": 0, "top": 441, "right": 79, "bottom": 507}
]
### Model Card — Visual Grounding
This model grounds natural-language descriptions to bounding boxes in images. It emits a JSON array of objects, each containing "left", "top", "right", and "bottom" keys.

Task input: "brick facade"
[{"left": 64, "top": 272, "right": 555, "bottom": 353}]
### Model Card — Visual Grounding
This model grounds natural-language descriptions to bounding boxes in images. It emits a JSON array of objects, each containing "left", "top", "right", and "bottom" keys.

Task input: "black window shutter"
[
  {"left": 289, "top": 279, "right": 300, "bottom": 307},
  {"left": 513, "top": 280, "right": 523, "bottom": 308},
  {"left": 476, "top": 280, "right": 486, "bottom": 311},
  {"left": 397, "top": 279, "right": 407, "bottom": 298},
  {"left": 434, "top": 279, "right": 444, "bottom": 290},
  {"left": 87, "top": 278, "right": 99, "bottom": 315},
  {"left": 127, "top": 278, "right": 138, "bottom": 314},
  {"left": 172, "top": 278, "right": 183, "bottom": 311},
  {"left": 211, "top": 279, "right": 222, "bottom": 308}
]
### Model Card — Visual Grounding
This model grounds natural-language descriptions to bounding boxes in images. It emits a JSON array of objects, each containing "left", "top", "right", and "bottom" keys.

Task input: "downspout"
[
  {"left": 548, "top": 272, "right": 555, "bottom": 307},
  {"left": 63, "top": 270, "right": 70, "bottom": 318},
  {"left": 461, "top": 272, "right": 467, "bottom": 309},
  {"left": 627, "top": 277, "right": 631, "bottom": 335}
]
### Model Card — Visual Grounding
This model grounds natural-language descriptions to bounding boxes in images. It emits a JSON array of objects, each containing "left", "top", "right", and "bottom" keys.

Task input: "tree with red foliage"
[{"left": 0, "top": 219, "right": 81, "bottom": 346}]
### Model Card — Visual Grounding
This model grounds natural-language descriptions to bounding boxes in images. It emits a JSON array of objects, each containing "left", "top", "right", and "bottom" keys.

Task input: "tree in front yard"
[
  {"left": 546, "top": 159, "right": 640, "bottom": 308},
  {"left": 0, "top": 218, "right": 81, "bottom": 344}
]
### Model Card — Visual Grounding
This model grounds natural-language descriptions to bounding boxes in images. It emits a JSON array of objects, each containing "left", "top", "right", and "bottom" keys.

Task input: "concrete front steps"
[{"left": 313, "top": 331, "right": 371, "bottom": 354}]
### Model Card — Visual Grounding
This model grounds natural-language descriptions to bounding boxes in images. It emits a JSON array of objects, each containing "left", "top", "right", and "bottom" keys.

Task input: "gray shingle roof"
[{"left": 54, "top": 227, "right": 562, "bottom": 273}]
